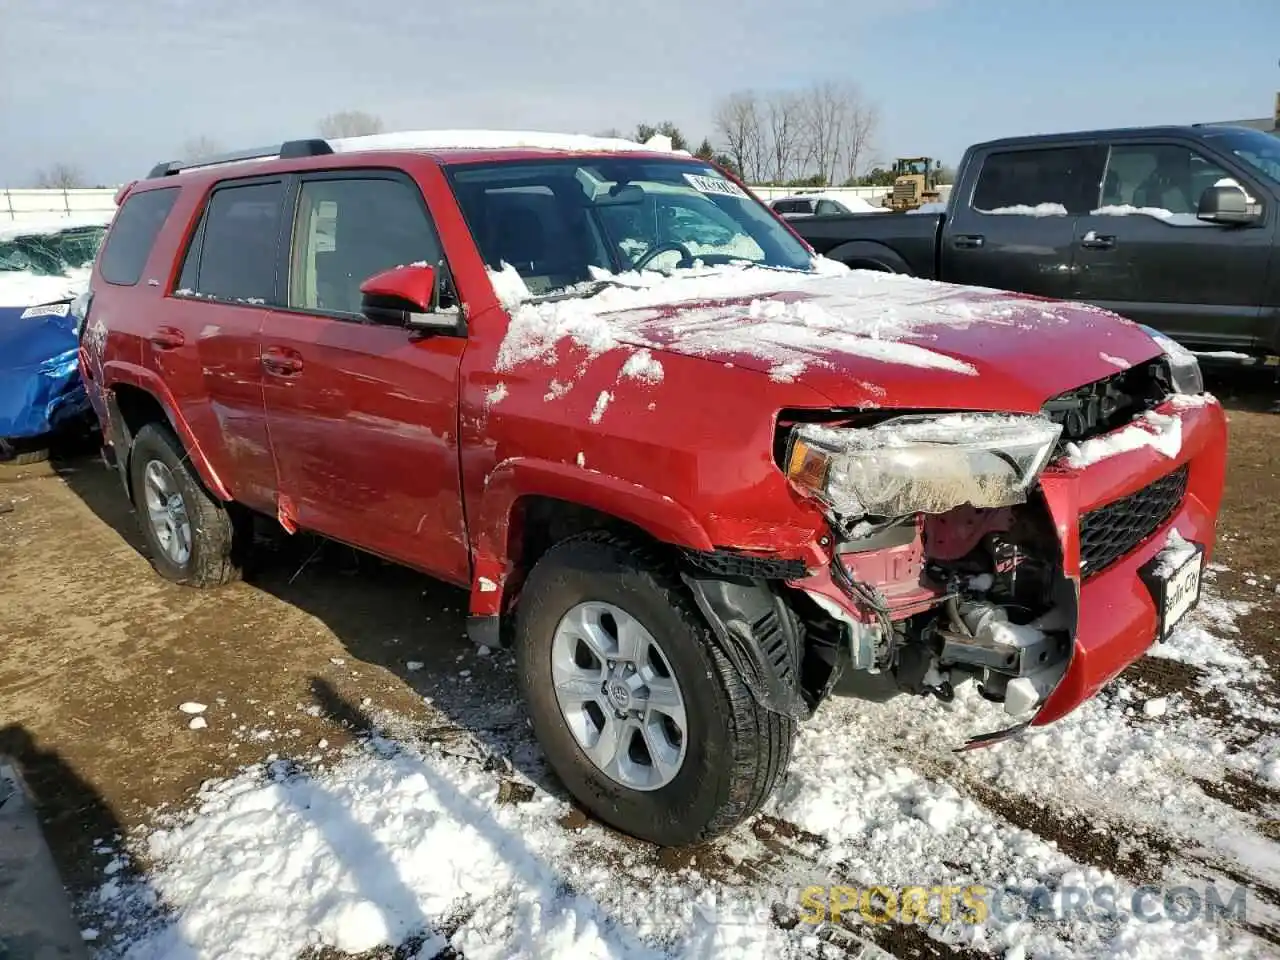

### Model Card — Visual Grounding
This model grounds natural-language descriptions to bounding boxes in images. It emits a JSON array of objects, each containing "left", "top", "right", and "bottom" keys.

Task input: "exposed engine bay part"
[{"left": 784, "top": 493, "right": 1074, "bottom": 729}]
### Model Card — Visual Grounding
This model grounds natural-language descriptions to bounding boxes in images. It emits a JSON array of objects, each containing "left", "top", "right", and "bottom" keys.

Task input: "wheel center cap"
[{"left": 607, "top": 681, "right": 632, "bottom": 710}]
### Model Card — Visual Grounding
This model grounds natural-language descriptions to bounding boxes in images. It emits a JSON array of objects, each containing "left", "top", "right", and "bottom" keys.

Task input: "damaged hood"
[{"left": 589, "top": 269, "right": 1165, "bottom": 412}]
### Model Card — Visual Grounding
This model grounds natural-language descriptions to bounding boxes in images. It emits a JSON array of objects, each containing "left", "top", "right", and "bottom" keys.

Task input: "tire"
[
  {"left": 0, "top": 438, "right": 50, "bottom": 466},
  {"left": 128, "top": 422, "right": 243, "bottom": 587},
  {"left": 515, "top": 532, "right": 794, "bottom": 846}
]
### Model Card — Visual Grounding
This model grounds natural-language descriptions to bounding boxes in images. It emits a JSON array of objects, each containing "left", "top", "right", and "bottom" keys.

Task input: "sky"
[{"left": 2, "top": 0, "right": 1278, "bottom": 187}]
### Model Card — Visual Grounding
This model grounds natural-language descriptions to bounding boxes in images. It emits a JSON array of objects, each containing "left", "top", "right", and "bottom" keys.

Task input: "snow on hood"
[
  {"left": 0, "top": 266, "right": 91, "bottom": 308},
  {"left": 490, "top": 263, "right": 1164, "bottom": 409}
]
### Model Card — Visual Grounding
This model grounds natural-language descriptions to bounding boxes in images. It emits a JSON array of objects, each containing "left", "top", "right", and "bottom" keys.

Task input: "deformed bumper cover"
[
  {"left": 1031, "top": 396, "right": 1228, "bottom": 726},
  {"left": 0, "top": 304, "right": 89, "bottom": 439}
]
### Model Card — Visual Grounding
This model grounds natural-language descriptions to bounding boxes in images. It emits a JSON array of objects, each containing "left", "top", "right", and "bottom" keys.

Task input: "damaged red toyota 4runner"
[{"left": 79, "top": 132, "right": 1227, "bottom": 847}]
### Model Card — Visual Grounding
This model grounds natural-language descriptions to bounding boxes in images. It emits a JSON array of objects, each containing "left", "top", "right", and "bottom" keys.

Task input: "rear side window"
[
  {"left": 971, "top": 147, "right": 1106, "bottom": 214},
  {"left": 773, "top": 199, "right": 812, "bottom": 214},
  {"left": 99, "top": 187, "right": 179, "bottom": 285},
  {"left": 179, "top": 181, "right": 285, "bottom": 302}
]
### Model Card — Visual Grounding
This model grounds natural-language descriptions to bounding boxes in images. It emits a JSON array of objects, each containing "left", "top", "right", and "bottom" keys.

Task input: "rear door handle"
[
  {"left": 148, "top": 326, "right": 185, "bottom": 349},
  {"left": 1080, "top": 233, "right": 1117, "bottom": 250},
  {"left": 261, "top": 346, "right": 303, "bottom": 376},
  {"left": 952, "top": 234, "right": 985, "bottom": 249}
]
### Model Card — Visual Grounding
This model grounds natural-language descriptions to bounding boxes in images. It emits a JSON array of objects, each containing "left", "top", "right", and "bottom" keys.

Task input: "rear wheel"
[
  {"left": 515, "top": 532, "right": 795, "bottom": 846},
  {"left": 128, "top": 422, "right": 244, "bottom": 587}
]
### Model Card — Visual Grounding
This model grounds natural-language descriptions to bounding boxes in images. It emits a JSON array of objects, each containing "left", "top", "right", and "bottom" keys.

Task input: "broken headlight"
[
  {"left": 1141, "top": 325, "right": 1203, "bottom": 396},
  {"left": 786, "top": 413, "right": 1062, "bottom": 518}
]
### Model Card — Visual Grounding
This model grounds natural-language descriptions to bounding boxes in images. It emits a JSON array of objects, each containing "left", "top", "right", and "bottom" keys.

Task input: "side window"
[
  {"left": 181, "top": 181, "right": 285, "bottom": 302},
  {"left": 288, "top": 177, "right": 442, "bottom": 315},
  {"left": 815, "top": 199, "right": 845, "bottom": 216},
  {"left": 1099, "top": 144, "right": 1231, "bottom": 219},
  {"left": 971, "top": 147, "right": 1104, "bottom": 215},
  {"left": 99, "top": 187, "right": 179, "bottom": 286}
]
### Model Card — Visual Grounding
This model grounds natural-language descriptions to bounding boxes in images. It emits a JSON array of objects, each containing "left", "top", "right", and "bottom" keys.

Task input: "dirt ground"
[{"left": 1, "top": 369, "right": 1277, "bottom": 958}]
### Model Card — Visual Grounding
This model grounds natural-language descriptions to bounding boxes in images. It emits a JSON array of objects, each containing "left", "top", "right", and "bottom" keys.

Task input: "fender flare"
[
  {"left": 101, "top": 361, "right": 232, "bottom": 501},
  {"left": 468, "top": 457, "right": 714, "bottom": 618},
  {"left": 823, "top": 240, "right": 913, "bottom": 275}
]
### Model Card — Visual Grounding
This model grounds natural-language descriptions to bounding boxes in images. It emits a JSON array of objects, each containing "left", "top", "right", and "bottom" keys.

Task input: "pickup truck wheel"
[
  {"left": 515, "top": 532, "right": 794, "bottom": 846},
  {"left": 128, "top": 423, "right": 243, "bottom": 587}
]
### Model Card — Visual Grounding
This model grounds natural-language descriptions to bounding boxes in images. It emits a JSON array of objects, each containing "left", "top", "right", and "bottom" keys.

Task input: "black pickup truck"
[{"left": 793, "top": 125, "right": 1280, "bottom": 358}]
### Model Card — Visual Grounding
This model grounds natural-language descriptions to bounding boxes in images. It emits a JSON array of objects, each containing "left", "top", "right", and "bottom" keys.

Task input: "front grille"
[
  {"left": 1079, "top": 465, "right": 1188, "bottom": 578},
  {"left": 1044, "top": 360, "right": 1172, "bottom": 449}
]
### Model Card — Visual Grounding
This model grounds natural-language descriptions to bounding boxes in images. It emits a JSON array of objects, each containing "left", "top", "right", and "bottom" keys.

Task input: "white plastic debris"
[
  {"left": 188, "top": 717, "right": 208, "bottom": 731},
  {"left": 406, "top": 661, "right": 424, "bottom": 672},
  {"left": 179, "top": 702, "right": 207, "bottom": 715}
]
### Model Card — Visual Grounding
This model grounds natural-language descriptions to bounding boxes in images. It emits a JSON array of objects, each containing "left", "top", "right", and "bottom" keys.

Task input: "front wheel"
[{"left": 515, "top": 533, "right": 795, "bottom": 846}]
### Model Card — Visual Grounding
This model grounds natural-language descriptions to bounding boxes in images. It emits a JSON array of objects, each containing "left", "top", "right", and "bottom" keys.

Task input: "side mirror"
[
  {"left": 1196, "top": 183, "right": 1261, "bottom": 225},
  {"left": 359, "top": 264, "right": 458, "bottom": 331}
]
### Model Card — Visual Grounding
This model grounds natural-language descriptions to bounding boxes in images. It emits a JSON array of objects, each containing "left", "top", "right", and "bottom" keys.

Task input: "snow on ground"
[{"left": 90, "top": 570, "right": 1277, "bottom": 960}]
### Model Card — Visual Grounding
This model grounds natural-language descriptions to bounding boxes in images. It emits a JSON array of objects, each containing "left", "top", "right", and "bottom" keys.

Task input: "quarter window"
[{"left": 99, "top": 187, "right": 179, "bottom": 286}]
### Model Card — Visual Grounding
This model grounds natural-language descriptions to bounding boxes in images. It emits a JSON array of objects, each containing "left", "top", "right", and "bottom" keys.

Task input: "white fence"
[
  {"left": 746, "top": 185, "right": 892, "bottom": 203},
  {"left": 1, "top": 188, "right": 118, "bottom": 224}
]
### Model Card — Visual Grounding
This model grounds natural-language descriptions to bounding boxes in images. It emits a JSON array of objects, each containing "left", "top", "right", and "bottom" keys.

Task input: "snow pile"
[
  {"left": 329, "top": 129, "right": 676, "bottom": 156},
  {"left": 984, "top": 203, "right": 1069, "bottom": 217},
  {"left": 620, "top": 349, "right": 664, "bottom": 383},
  {"left": 488, "top": 264, "right": 1062, "bottom": 382},
  {"left": 1064, "top": 409, "right": 1182, "bottom": 467}
]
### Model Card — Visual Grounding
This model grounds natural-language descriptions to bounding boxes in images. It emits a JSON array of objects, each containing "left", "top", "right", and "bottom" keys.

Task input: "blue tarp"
[{"left": 0, "top": 302, "right": 89, "bottom": 439}]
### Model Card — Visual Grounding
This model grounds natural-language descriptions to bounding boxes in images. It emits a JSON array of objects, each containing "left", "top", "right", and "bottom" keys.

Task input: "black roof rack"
[{"left": 145, "top": 138, "right": 334, "bottom": 178}]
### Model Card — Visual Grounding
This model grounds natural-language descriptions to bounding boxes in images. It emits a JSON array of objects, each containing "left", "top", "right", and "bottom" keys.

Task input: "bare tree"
[
  {"left": 713, "top": 91, "right": 764, "bottom": 182},
  {"left": 181, "top": 136, "right": 223, "bottom": 164},
  {"left": 34, "top": 163, "right": 85, "bottom": 189},
  {"left": 764, "top": 91, "right": 805, "bottom": 184},
  {"left": 317, "top": 110, "right": 385, "bottom": 138},
  {"left": 841, "top": 100, "right": 878, "bottom": 184}
]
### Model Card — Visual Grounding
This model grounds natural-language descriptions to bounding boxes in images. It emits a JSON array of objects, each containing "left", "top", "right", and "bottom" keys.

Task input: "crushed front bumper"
[{"left": 1029, "top": 395, "right": 1227, "bottom": 727}]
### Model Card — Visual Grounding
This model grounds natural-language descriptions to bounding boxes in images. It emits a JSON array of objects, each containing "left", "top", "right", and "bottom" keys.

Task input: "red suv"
[{"left": 80, "top": 132, "right": 1227, "bottom": 846}]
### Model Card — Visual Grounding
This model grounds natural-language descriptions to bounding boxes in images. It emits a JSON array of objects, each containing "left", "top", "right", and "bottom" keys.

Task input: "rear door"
[
  {"left": 1070, "top": 139, "right": 1272, "bottom": 349},
  {"left": 261, "top": 170, "right": 470, "bottom": 585},
  {"left": 158, "top": 178, "right": 283, "bottom": 513},
  {"left": 943, "top": 144, "right": 1106, "bottom": 300}
]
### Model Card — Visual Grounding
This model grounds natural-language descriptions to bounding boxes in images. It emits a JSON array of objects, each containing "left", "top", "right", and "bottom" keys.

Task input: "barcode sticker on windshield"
[
  {"left": 19, "top": 303, "right": 71, "bottom": 320},
  {"left": 683, "top": 174, "right": 748, "bottom": 199}
]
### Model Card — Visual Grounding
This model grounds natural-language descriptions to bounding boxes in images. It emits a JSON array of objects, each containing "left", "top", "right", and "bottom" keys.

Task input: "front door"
[
  {"left": 260, "top": 172, "right": 470, "bottom": 586},
  {"left": 942, "top": 144, "right": 1107, "bottom": 301},
  {"left": 1071, "top": 140, "right": 1272, "bottom": 350}
]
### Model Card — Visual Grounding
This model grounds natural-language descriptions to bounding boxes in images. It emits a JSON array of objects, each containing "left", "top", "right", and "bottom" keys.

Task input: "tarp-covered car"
[{"left": 0, "top": 217, "right": 111, "bottom": 463}]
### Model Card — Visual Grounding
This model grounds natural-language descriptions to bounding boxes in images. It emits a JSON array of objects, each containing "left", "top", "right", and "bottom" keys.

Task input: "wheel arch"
[
  {"left": 101, "top": 364, "right": 231, "bottom": 501},
  {"left": 823, "top": 240, "right": 913, "bottom": 275}
]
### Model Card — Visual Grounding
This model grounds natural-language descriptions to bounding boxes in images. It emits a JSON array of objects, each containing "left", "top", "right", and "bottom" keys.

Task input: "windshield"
[
  {"left": 0, "top": 225, "right": 107, "bottom": 277},
  {"left": 1201, "top": 128, "right": 1280, "bottom": 186},
  {"left": 446, "top": 158, "right": 813, "bottom": 298}
]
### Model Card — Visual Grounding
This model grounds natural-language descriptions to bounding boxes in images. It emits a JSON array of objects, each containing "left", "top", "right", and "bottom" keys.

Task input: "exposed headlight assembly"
[
  {"left": 786, "top": 413, "right": 1062, "bottom": 518},
  {"left": 1140, "top": 325, "right": 1204, "bottom": 396}
]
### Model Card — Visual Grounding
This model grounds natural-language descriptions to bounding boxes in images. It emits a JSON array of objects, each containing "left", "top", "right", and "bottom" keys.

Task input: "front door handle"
[
  {"left": 148, "top": 326, "right": 186, "bottom": 349},
  {"left": 952, "top": 234, "right": 985, "bottom": 249},
  {"left": 261, "top": 346, "right": 303, "bottom": 376},
  {"left": 1080, "top": 232, "right": 1117, "bottom": 250}
]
